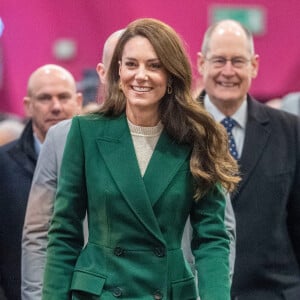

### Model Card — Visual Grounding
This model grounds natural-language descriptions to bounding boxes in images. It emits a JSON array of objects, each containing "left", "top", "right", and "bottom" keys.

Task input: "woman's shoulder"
[
  {"left": 69, "top": 113, "right": 108, "bottom": 135},
  {"left": 75, "top": 112, "right": 126, "bottom": 122},
  {"left": 71, "top": 113, "right": 126, "bottom": 133},
  {"left": 75, "top": 112, "right": 107, "bottom": 123}
]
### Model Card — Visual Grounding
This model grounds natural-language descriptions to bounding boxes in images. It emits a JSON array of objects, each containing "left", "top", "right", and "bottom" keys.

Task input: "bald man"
[
  {"left": 21, "top": 29, "right": 124, "bottom": 300},
  {"left": 0, "top": 64, "right": 82, "bottom": 300},
  {"left": 96, "top": 29, "right": 125, "bottom": 103},
  {"left": 198, "top": 20, "right": 300, "bottom": 300},
  {"left": 24, "top": 64, "right": 82, "bottom": 143}
]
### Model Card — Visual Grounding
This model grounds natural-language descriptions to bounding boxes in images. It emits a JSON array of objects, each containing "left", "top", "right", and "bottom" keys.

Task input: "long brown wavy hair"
[{"left": 99, "top": 18, "right": 240, "bottom": 200}]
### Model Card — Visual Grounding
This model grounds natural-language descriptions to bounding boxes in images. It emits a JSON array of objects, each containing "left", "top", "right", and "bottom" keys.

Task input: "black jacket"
[
  {"left": 0, "top": 120, "right": 37, "bottom": 300},
  {"left": 199, "top": 92, "right": 300, "bottom": 300}
]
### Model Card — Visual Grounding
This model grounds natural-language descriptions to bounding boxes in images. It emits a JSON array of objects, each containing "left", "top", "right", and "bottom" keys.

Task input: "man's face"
[
  {"left": 198, "top": 26, "right": 259, "bottom": 110},
  {"left": 24, "top": 70, "right": 82, "bottom": 142}
]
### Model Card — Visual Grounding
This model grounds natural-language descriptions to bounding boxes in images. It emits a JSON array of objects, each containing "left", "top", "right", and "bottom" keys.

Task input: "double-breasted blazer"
[
  {"left": 230, "top": 96, "right": 300, "bottom": 300},
  {"left": 42, "top": 113, "right": 230, "bottom": 300}
]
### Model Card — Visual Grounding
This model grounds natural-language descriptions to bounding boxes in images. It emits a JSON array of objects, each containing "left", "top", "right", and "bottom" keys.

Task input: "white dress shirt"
[{"left": 204, "top": 95, "right": 247, "bottom": 159}]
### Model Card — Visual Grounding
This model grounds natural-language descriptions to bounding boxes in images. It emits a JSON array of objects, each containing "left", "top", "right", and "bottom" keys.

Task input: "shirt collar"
[
  {"left": 204, "top": 95, "right": 247, "bottom": 129},
  {"left": 33, "top": 132, "right": 42, "bottom": 155}
]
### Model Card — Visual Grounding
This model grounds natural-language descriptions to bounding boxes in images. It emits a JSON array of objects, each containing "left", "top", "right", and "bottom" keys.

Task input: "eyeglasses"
[{"left": 205, "top": 56, "right": 251, "bottom": 69}]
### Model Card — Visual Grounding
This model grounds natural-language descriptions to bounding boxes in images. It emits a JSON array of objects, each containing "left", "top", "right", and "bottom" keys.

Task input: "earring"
[
  {"left": 167, "top": 83, "right": 173, "bottom": 94},
  {"left": 119, "top": 82, "right": 123, "bottom": 91}
]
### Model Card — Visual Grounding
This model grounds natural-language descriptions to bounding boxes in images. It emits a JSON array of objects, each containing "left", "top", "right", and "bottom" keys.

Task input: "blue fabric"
[{"left": 221, "top": 117, "right": 239, "bottom": 160}]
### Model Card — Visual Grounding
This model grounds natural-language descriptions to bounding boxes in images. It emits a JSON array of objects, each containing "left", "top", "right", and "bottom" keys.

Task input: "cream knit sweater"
[{"left": 127, "top": 119, "right": 163, "bottom": 177}]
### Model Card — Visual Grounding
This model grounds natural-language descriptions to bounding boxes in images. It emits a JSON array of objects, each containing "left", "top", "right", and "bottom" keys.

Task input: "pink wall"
[{"left": 1, "top": 0, "right": 300, "bottom": 116}]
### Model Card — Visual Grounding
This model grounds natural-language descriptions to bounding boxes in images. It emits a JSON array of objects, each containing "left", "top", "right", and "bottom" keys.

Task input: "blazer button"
[
  {"left": 114, "top": 247, "right": 125, "bottom": 256},
  {"left": 153, "top": 247, "right": 165, "bottom": 257},
  {"left": 112, "top": 287, "right": 122, "bottom": 297},
  {"left": 153, "top": 290, "right": 163, "bottom": 299}
]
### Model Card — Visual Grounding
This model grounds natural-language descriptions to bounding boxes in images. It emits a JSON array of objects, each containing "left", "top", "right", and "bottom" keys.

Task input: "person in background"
[
  {"left": 42, "top": 18, "right": 239, "bottom": 300},
  {"left": 197, "top": 19, "right": 300, "bottom": 299},
  {"left": 279, "top": 92, "right": 300, "bottom": 115},
  {"left": 266, "top": 92, "right": 300, "bottom": 116},
  {"left": 264, "top": 97, "right": 282, "bottom": 109},
  {"left": 21, "top": 29, "right": 124, "bottom": 300},
  {"left": 0, "top": 64, "right": 82, "bottom": 300},
  {"left": 0, "top": 118, "right": 25, "bottom": 146},
  {"left": 96, "top": 28, "right": 125, "bottom": 104},
  {"left": 0, "top": 112, "right": 23, "bottom": 122}
]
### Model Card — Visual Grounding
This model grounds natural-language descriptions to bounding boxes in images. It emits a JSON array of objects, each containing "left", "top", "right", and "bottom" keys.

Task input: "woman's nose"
[{"left": 135, "top": 66, "right": 148, "bottom": 80}]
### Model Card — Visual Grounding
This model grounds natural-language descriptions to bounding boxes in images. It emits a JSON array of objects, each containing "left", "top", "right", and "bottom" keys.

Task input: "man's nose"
[
  {"left": 51, "top": 97, "right": 62, "bottom": 111},
  {"left": 222, "top": 60, "right": 235, "bottom": 75}
]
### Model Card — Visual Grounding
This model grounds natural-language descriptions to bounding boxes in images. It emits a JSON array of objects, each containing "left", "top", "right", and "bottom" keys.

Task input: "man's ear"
[
  {"left": 96, "top": 63, "right": 106, "bottom": 84},
  {"left": 251, "top": 54, "right": 259, "bottom": 79},
  {"left": 76, "top": 93, "right": 83, "bottom": 113},
  {"left": 23, "top": 97, "right": 32, "bottom": 118},
  {"left": 197, "top": 52, "right": 205, "bottom": 75}
]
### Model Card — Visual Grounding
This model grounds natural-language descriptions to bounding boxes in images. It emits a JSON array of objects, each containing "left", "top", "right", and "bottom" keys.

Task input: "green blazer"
[{"left": 42, "top": 114, "right": 230, "bottom": 300}]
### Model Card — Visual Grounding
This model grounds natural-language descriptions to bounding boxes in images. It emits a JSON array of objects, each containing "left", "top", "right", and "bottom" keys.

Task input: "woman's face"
[{"left": 119, "top": 35, "right": 168, "bottom": 121}]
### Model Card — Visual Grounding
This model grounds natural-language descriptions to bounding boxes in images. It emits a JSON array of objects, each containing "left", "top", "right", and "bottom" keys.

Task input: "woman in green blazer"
[{"left": 42, "top": 18, "right": 239, "bottom": 300}]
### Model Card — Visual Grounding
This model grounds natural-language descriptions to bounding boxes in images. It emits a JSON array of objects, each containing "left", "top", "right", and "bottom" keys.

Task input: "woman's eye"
[
  {"left": 150, "top": 63, "right": 161, "bottom": 69},
  {"left": 125, "top": 61, "right": 136, "bottom": 67}
]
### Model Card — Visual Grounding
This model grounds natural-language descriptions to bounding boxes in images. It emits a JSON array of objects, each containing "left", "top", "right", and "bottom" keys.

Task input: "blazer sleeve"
[
  {"left": 181, "top": 193, "right": 236, "bottom": 281},
  {"left": 22, "top": 125, "right": 58, "bottom": 300},
  {"left": 191, "top": 183, "right": 231, "bottom": 300},
  {"left": 42, "top": 117, "right": 87, "bottom": 300}
]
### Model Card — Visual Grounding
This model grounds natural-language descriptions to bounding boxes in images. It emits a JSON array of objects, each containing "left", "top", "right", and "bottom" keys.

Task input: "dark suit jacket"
[
  {"left": 228, "top": 96, "right": 300, "bottom": 300},
  {"left": 42, "top": 113, "right": 231, "bottom": 300},
  {"left": 0, "top": 274, "right": 7, "bottom": 300},
  {"left": 198, "top": 92, "right": 300, "bottom": 299},
  {"left": 0, "top": 120, "right": 37, "bottom": 300}
]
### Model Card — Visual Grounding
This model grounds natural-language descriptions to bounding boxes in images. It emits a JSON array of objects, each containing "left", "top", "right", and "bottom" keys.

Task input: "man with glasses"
[{"left": 197, "top": 19, "right": 300, "bottom": 300}]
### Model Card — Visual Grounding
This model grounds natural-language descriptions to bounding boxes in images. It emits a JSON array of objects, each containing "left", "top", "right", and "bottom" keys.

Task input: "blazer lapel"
[
  {"left": 232, "top": 97, "right": 271, "bottom": 201},
  {"left": 95, "top": 115, "right": 165, "bottom": 244},
  {"left": 143, "top": 130, "right": 192, "bottom": 207}
]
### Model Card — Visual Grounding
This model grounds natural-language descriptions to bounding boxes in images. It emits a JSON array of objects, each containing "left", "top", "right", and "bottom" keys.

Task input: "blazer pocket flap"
[
  {"left": 71, "top": 270, "right": 106, "bottom": 295},
  {"left": 171, "top": 277, "right": 198, "bottom": 299}
]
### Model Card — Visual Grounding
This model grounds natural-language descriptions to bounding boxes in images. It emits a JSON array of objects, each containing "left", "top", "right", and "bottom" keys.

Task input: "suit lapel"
[
  {"left": 143, "top": 131, "right": 192, "bottom": 206},
  {"left": 95, "top": 115, "right": 165, "bottom": 243},
  {"left": 7, "top": 121, "right": 37, "bottom": 177},
  {"left": 232, "top": 97, "right": 271, "bottom": 201}
]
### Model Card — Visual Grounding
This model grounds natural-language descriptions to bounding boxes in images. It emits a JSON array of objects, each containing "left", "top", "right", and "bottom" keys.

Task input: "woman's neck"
[{"left": 126, "top": 107, "right": 160, "bottom": 127}]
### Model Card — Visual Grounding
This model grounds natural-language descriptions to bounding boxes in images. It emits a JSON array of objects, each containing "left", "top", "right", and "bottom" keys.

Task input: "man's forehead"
[
  {"left": 213, "top": 23, "right": 245, "bottom": 39},
  {"left": 32, "top": 68, "right": 71, "bottom": 83},
  {"left": 32, "top": 80, "right": 74, "bottom": 93},
  {"left": 208, "top": 24, "right": 249, "bottom": 54},
  {"left": 29, "top": 71, "right": 76, "bottom": 95}
]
